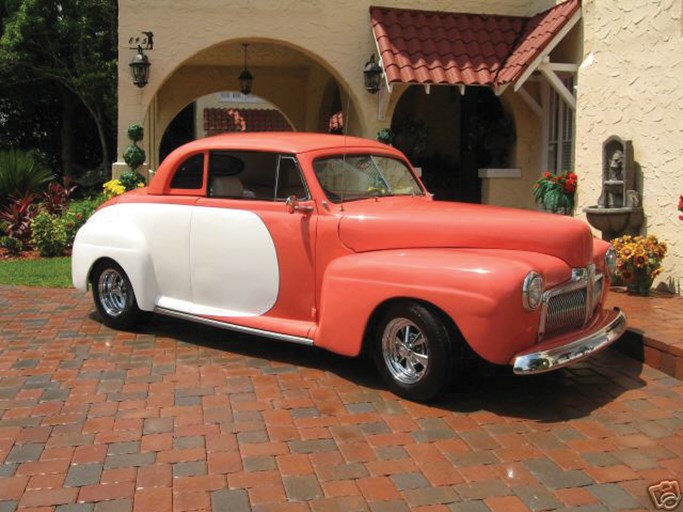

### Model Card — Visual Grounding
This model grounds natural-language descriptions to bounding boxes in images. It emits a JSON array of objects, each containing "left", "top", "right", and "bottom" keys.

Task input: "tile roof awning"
[{"left": 370, "top": 0, "right": 580, "bottom": 92}]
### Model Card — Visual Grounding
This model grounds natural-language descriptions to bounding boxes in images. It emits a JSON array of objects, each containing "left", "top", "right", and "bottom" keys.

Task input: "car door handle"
[{"left": 285, "top": 196, "right": 314, "bottom": 215}]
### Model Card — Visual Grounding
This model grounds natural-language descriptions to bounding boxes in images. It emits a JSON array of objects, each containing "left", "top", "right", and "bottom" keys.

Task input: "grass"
[{"left": 0, "top": 257, "right": 72, "bottom": 288}]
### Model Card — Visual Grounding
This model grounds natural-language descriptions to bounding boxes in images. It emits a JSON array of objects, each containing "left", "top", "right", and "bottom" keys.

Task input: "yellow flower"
[
  {"left": 634, "top": 254, "right": 648, "bottom": 268},
  {"left": 620, "top": 245, "right": 634, "bottom": 259},
  {"left": 103, "top": 179, "right": 126, "bottom": 199}
]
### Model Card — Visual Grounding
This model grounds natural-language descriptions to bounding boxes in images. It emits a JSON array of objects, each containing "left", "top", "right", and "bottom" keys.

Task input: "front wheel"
[
  {"left": 91, "top": 260, "right": 142, "bottom": 330},
  {"left": 374, "top": 302, "right": 453, "bottom": 402}
]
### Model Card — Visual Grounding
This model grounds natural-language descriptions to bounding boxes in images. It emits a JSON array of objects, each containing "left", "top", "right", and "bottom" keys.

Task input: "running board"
[{"left": 154, "top": 307, "right": 314, "bottom": 346}]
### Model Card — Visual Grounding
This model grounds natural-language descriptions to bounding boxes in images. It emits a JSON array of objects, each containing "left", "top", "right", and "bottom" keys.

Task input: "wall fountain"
[{"left": 584, "top": 136, "right": 644, "bottom": 240}]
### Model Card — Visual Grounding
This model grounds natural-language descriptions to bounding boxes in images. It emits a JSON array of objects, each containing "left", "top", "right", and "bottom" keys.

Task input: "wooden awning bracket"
[
  {"left": 539, "top": 57, "right": 576, "bottom": 111},
  {"left": 518, "top": 85, "right": 543, "bottom": 117}
]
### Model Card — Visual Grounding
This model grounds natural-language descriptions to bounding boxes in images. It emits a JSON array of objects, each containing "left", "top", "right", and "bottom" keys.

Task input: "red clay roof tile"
[
  {"left": 497, "top": 0, "right": 580, "bottom": 84},
  {"left": 370, "top": 0, "right": 580, "bottom": 88}
]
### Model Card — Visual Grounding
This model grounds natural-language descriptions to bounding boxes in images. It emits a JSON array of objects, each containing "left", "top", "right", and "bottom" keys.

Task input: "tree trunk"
[{"left": 60, "top": 92, "right": 75, "bottom": 178}]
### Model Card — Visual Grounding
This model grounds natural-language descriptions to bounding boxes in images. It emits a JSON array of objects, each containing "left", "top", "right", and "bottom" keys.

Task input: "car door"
[
  {"left": 191, "top": 151, "right": 317, "bottom": 337},
  {"left": 144, "top": 152, "right": 204, "bottom": 312}
]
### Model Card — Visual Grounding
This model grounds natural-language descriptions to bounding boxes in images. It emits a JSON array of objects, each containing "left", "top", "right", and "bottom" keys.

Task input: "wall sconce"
[
  {"left": 238, "top": 43, "right": 254, "bottom": 95},
  {"left": 128, "top": 32, "right": 154, "bottom": 88},
  {"left": 363, "top": 54, "right": 382, "bottom": 94}
]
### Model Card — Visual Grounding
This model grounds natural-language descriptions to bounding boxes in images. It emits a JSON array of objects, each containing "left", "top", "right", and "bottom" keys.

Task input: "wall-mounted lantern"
[
  {"left": 128, "top": 32, "right": 154, "bottom": 88},
  {"left": 363, "top": 54, "right": 382, "bottom": 94}
]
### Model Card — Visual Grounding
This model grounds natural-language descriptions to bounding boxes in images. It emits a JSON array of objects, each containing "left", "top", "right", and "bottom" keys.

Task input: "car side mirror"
[{"left": 285, "top": 195, "right": 313, "bottom": 215}]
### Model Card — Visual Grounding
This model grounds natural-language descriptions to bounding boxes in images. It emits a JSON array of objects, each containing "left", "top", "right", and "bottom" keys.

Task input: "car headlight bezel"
[
  {"left": 605, "top": 247, "right": 618, "bottom": 278},
  {"left": 522, "top": 271, "right": 544, "bottom": 311}
]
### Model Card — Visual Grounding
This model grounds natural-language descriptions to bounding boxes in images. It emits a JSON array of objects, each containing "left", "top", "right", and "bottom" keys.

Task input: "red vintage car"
[{"left": 73, "top": 132, "right": 626, "bottom": 401}]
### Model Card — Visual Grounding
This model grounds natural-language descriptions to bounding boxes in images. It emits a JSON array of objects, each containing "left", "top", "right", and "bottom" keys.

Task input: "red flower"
[{"left": 620, "top": 270, "right": 634, "bottom": 282}]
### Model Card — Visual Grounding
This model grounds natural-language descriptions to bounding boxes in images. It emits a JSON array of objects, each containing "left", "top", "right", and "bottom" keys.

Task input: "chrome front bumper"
[{"left": 512, "top": 308, "right": 627, "bottom": 375}]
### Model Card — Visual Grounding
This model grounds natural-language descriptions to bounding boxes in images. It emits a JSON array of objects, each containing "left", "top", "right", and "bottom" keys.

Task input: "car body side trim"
[
  {"left": 512, "top": 308, "right": 626, "bottom": 375},
  {"left": 154, "top": 307, "right": 314, "bottom": 346}
]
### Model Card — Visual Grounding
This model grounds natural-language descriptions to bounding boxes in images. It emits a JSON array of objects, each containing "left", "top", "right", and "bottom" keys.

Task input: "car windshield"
[{"left": 312, "top": 154, "right": 424, "bottom": 203}]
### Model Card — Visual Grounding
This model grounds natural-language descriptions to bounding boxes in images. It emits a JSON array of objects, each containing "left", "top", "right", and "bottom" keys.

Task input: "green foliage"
[
  {"left": 0, "top": 149, "right": 53, "bottom": 204},
  {"left": 0, "top": 257, "right": 72, "bottom": 287},
  {"left": 63, "top": 196, "right": 104, "bottom": 244},
  {"left": 123, "top": 144, "right": 145, "bottom": 172},
  {"left": 119, "top": 171, "right": 146, "bottom": 191},
  {"left": 127, "top": 124, "right": 144, "bottom": 143},
  {"left": 0, "top": 0, "right": 118, "bottom": 169},
  {"left": 533, "top": 171, "right": 578, "bottom": 214},
  {"left": 123, "top": 124, "right": 146, "bottom": 172},
  {"left": 376, "top": 128, "right": 393, "bottom": 145},
  {"left": 0, "top": 236, "right": 23, "bottom": 256},
  {"left": 30, "top": 211, "right": 67, "bottom": 257}
]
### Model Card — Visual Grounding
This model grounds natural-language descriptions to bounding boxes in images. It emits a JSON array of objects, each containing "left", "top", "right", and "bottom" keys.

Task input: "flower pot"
[{"left": 626, "top": 273, "right": 654, "bottom": 296}]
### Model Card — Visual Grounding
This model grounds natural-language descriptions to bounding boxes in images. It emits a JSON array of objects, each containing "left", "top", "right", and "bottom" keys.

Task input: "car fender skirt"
[{"left": 511, "top": 308, "right": 626, "bottom": 374}]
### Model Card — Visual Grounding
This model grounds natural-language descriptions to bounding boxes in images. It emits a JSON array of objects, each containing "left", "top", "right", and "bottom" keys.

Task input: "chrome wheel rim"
[
  {"left": 98, "top": 269, "right": 128, "bottom": 317},
  {"left": 382, "top": 318, "right": 429, "bottom": 384}
]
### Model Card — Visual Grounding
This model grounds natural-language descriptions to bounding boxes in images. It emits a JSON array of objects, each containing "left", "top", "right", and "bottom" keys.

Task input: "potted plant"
[
  {"left": 376, "top": 128, "right": 393, "bottom": 145},
  {"left": 533, "top": 171, "right": 578, "bottom": 215},
  {"left": 611, "top": 234, "right": 667, "bottom": 296}
]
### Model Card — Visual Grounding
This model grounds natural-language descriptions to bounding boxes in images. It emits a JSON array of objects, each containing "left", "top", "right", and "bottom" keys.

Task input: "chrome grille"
[
  {"left": 545, "top": 288, "right": 587, "bottom": 334},
  {"left": 538, "top": 265, "right": 603, "bottom": 340}
]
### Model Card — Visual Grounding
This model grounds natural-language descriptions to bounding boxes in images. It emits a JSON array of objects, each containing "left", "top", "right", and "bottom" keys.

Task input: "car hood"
[{"left": 337, "top": 198, "right": 594, "bottom": 267}]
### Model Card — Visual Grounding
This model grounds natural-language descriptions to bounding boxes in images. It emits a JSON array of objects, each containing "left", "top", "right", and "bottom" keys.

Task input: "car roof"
[
  {"left": 148, "top": 132, "right": 404, "bottom": 195},
  {"left": 170, "top": 132, "right": 390, "bottom": 154}
]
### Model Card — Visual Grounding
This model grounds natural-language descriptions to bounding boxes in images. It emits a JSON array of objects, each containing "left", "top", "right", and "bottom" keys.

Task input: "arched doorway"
[
  {"left": 158, "top": 92, "right": 294, "bottom": 164},
  {"left": 147, "top": 40, "right": 363, "bottom": 169},
  {"left": 391, "top": 86, "right": 516, "bottom": 203}
]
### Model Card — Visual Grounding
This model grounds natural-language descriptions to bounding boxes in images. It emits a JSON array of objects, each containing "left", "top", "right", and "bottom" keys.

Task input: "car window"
[
  {"left": 170, "top": 153, "right": 204, "bottom": 190},
  {"left": 313, "top": 154, "right": 423, "bottom": 203},
  {"left": 275, "top": 156, "right": 308, "bottom": 200},
  {"left": 209, "top": 151, "right": 307, "bottom": 201}
]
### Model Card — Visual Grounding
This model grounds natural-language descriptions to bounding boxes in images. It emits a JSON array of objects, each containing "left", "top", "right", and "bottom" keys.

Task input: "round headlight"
[
  {"left": 522, "top": 272, "right": 544, "bottom": 311},
  {"left": 605, "top": 247, "right": 618, "bottom": 278}
]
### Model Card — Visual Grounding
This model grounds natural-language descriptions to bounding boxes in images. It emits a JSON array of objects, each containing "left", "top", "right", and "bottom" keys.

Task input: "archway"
[
  {"left": 391, "top": 86, "right": 515, "bottom": 203},
  {"left": 158, "top": 92, "right": 295, "bottom": 164},
  {"left": 147, "top": 39, "right": 362, "bottom": 168}
]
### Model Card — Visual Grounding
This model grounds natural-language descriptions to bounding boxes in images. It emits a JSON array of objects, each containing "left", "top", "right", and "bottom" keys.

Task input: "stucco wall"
[
  {"left": 117, "top": 0, "right": 552, "bottom": 164},
  {"left": 118, "top": 0, "right": 683, "bottom": 288},
  {"left": 575, "top": 0, "right": 683, "bottom": 290}
]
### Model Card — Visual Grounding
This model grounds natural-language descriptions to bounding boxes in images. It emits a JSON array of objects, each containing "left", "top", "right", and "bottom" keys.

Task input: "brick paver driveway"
[{"left": 1, "top": 286, "right": 682, "bottom": 512}]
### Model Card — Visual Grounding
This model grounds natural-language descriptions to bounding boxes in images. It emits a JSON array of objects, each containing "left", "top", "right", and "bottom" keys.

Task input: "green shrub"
[
  {"left": 0, "top": 236, "right": 23, "bottom": 256},
  {"left": 30, "top": 212, "right": 68, "bottom": 257},
  {"left": 119, "top": 170, "right": 146, "bottom": 190},
  {"left": 0, "top": 150, "right": 53, "bottom": 205},
  {"left": 123, "top": 123, "right": 146, "bottom": 172},
  {"left": 64, "top": 196, "right": 104, "bottom": 245},
  {"left": 127, "top": 123, "right": 144, "bottom": 143}
]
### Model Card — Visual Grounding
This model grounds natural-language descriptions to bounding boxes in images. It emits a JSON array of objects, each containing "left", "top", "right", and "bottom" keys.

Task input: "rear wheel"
[
  {"left": 91, "top": 260, "right": 142, "bottom": 330},
  {"left": 374, "top": 302, "right": 452, "bottom": 402}
]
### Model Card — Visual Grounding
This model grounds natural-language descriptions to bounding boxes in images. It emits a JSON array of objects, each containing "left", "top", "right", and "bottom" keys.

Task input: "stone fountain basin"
[{"left": 583, "top": 206, "right": 644, "bottom": 235}]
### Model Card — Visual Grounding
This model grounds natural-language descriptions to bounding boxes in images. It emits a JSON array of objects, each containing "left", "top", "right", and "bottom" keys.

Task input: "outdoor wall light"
[
  {"left": 363, "top": 54, "right": 382, "bottom": 94},
  {"left": 128, "top": 32, "right": 153, "bottom": 88},
  {"left": 239, "top": 43, "right": 254, "bottom": 95}
]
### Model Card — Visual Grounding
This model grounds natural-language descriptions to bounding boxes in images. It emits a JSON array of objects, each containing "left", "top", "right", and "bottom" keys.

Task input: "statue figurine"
[{"left": 608, "top": 149, "right": 624, "bottom": 181}]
